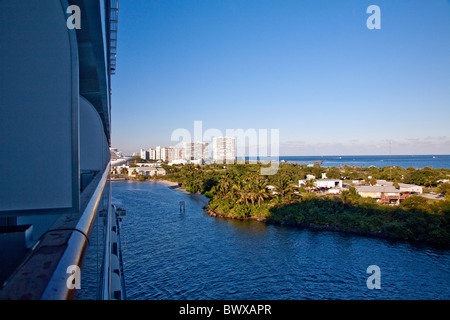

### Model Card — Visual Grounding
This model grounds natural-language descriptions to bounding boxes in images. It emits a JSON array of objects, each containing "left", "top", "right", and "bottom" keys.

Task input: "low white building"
[
  {"left": 376, "top": 180, "right": 422, "bottom": 194},
  {"left": 114, "top": 165, "right": 166, "bottom": 177},
  {"left": 299, "top": 179, "right": 342, "bottom": 189},
  {"left": 398, "top": 183, "right": 423, "bottom": 194},
  {"left": 156, "top": 168, "right": 166, "bottom": 176},
  {"left": 189, "top": 159, "right": 204, "bottom": 165},
  {"left": 168, "top": 159, "right": 188, "bottom": 166},
  {"left": 356, "top": 186, "right": 400, "bottom": 197},
  {"left": 135, "top": 167, "right": 157, "bottom": 177},
  {"left": 376, "top": 180, "right": 394, "bottom": 187},
  {"left": 136, "top": 162, "right": 160, "bottom": 167}
]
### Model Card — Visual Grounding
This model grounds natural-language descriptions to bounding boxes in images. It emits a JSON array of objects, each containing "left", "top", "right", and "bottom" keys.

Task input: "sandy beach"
[{"left": 153, "top": 179, "right": 181, "bottom": 187}]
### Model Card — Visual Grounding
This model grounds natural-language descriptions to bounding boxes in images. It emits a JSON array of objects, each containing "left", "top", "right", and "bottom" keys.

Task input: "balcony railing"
[{"left": 109, "top": 0, "right": 119, "bottom": 75}]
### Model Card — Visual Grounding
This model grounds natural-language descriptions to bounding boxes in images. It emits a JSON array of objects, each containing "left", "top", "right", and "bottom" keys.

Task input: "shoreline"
[
  {"left": 111, "top": 176, "right": 181, "bottom": 186},
  {"left": 112, "top": 176, "right": 449, "bottom": 249},
  {"left": 111, "top": 176, "right": 211, "bottom": 206},
  {"left": 205, "top": 207, "right": 449, "bottom": 249},
  {"left": 154, "top": 179, "right": 181, "bottom": 187}
]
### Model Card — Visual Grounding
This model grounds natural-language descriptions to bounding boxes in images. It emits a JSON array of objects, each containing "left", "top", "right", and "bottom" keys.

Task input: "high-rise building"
[
  {"left": 167, "top": 147, "right": 184, "bottom": 163},
  {"left": 155, "top": 146, "right": 162, "bottom": 161},
  {"left": 140, "top": 148, "right": 149, "bottom": 160},
  {"left": 213, "top": 137, "right": 236, "bottom": 164},
  {"left": 161, "top": 147, "right": 169, "bottom": 162},
  {"left": 183, "top": 142, "right": 209, "bottom": 161},
  {"left": 148, "top": 148, "right": 156, "bottom": 160}
]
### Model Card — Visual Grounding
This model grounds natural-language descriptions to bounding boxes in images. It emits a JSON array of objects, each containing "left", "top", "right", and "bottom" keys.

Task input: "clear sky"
[{"left": 111, "top": 0, "right": 450, "bottom": 156}]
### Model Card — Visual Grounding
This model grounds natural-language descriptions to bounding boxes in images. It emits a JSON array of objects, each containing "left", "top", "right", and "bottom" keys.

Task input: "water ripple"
[{"left": 114, "top": 181, "right": 450, "bottom": 300}]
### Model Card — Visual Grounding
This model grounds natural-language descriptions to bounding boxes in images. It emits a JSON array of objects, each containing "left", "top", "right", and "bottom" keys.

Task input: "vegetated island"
[{"left": 119, "top": 162, "right": 450, "bottom": 248}]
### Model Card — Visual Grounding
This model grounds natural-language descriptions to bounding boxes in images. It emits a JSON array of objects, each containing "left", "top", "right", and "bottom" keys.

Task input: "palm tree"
[
  {"left": 247, "top": 186, "right": 257, "bottom": 206},
  {"left": 255, "top": 179, "right": 269, "bottom": 207},
  {"left": 274, "top": 176, "right": 294, "bottom": 203},
  {"left": 425, "top": 178, "right": 435, "bottom": 190},
  {"left": 304, "top": 179, "right": 316, "bottom": 192},
  {"left": 232, "top": 180, "right": 248, "bottom": 204},
  {"left": 341, "top": 187, "right": 361, "bottom": 207},
  {"left": 217, "top": 175, "right": 233, "bottom": 198}
]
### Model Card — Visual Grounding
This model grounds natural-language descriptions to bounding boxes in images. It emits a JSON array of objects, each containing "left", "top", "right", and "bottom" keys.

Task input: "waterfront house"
[
  {"left": 137, "top": 167, "right": 158, "bottom": 177},
  {"left": 355, "top": 186, "right": 409, "bottom": 205}
]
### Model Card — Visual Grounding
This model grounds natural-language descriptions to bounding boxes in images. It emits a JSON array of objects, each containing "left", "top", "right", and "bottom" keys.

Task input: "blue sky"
[{"left": 111, "top": 0, "right": 450, "bottom": 156}]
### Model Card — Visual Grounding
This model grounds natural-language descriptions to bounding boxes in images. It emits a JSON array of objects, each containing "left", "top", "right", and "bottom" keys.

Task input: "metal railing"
[
  {"left": 109, "top": 0, "right": 119, "bottom": 75},
  {"left": 41, "top": 164, "right": 112, "bottom": 299}
]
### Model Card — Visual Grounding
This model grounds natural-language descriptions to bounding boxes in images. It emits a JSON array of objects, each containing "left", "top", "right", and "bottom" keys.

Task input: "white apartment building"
[
  {"left": 155, "top": 146, "right": 162, "bottom": 161},
  {"left": 213, "top": 136, "right": 236, "bottom": 164},
  {"left": 183, "top": 141, "right": 209, "bottom": 161},
  {"left": 160, "top": 147, "right": 169, "bottom": 162},
  {"left": 140, "top": 149, "right": 149, "bottom": 160},
  {"left": 148, "top": 148, "right": 156, "bottom": 160},
  {"left": 167, "top": 147, "right": 184, "bottom": 163}
]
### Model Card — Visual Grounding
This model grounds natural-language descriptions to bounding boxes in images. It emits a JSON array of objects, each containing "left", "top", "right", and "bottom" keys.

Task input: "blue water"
[
  {"left": 113, "top": 181, "right": 450, "bottom": 300},
  {"left": 248, "top": 155, "right": 450, "bottom": 169}
]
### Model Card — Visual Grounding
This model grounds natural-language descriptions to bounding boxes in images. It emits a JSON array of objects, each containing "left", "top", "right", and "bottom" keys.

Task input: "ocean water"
[
  {"left": 251, "top": 155, "right": 450, "bottom": 169},
  {"left": 113, "top": 181, "right": 450, "bottom": 300}
]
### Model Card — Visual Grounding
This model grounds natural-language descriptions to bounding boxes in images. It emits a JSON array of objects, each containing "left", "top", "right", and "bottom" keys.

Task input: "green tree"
[
  {"left": 274, "top": 176, "right": 294, "bottom": 202},
  {"left": 255, "top": 179, "right": 269, "bottom": 207},
  {"left": 399, "top": 195, "right": 430, "bottom": 213},
  {"left": 304, "top": 179, "right": 316, "bottom": 192},
  {"left": 437, "top": 183, "right": 450, "bottom": 198},
  {"left": 341, "top": 187, "right": 361, "bottom": 206},
  {"left": 327, "top": 167, "right": 341, "bottom": 179}
]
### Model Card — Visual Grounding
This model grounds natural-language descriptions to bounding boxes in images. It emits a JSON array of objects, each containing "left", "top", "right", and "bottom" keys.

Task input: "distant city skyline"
[
  {"left": 111, "top": 0, "right": 450, "bottom": 156},
  {"left": 117, "top": 136, "right": 450, "bottom": 157}
]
